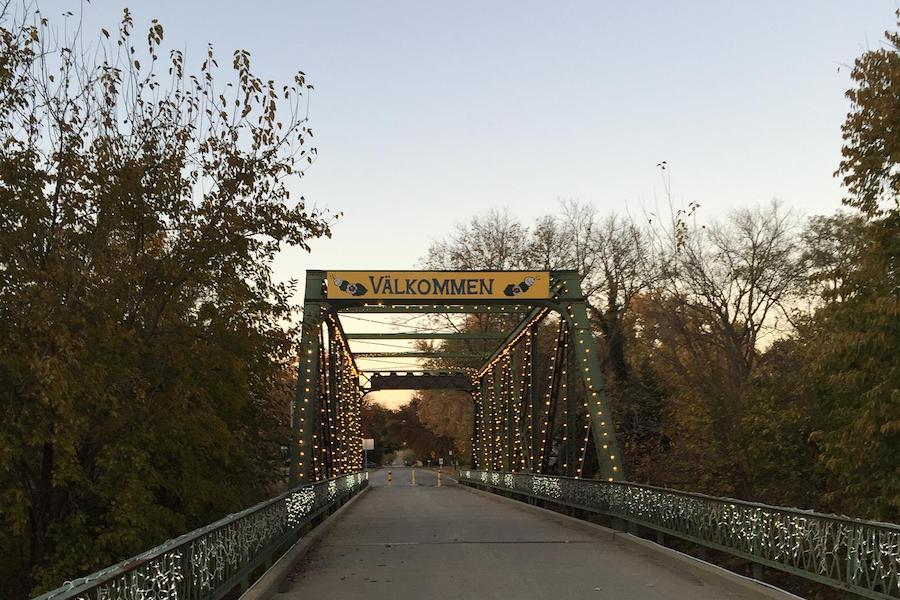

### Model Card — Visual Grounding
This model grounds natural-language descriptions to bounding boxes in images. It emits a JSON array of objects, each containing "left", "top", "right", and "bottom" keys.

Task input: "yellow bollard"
[
  {"left": 387, "top": 471, "right": 392, "bottom": 486},
  {"left": 411, "top": 469, "right": 417, "bottom": 486},
  {"left": 437, "top": 471, "right": 442, "bottom": 487}
]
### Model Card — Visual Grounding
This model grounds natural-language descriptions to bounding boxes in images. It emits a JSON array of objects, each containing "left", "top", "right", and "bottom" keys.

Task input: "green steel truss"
[{"left": 290, "top": 270, "right": 624, "bottom": 486}]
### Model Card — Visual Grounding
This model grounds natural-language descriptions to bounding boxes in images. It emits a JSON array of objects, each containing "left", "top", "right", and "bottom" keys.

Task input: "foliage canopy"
[{"left": 0, "top": 7, "right": 332, "bottom": 596}]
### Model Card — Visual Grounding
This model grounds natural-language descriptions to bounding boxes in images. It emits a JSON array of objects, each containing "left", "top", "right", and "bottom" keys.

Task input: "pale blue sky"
[{"left": 43, "top": 1, "right": 897, "bottom": 401}]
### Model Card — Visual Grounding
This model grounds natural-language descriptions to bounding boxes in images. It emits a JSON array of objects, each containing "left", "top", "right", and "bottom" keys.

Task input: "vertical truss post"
[
  {"left": 316, "top": 330, "right": 328, "bottom": 479},
  {"left": 470, "top": 390, "right": 480, "bottom": 469},
  {"left": 565, "top": 332, "right": 579, "bottom": 476},
  {"left": 537, "top": 320, "right": 564, "bottom": 474},
  {"left": 529, "top": 324, "right": 539, "bottom": 470},
  {"left": 556, "top": 273, "right": 625, "bottom": 481},
  {"left": 521, "top": 330, "right": 531, "bottom": 471},
  {"left": 290, "top": 304, "right": 323, "bottom": 487},
  {"left": 493, "top": 364, "right": 506, "bottom": 471},
  {"left": 325, "top": 321, "right": 339, "bottom": 478},
  {"left": 324, "top": 309, "right": 364, "bottom": 476},
  {"left": 481, "top": 375, "right": 493, "bottom": 470},
  {"left": 472, "top": 388, "right": 480, "bottom": 469},
  {"left": 508, "top": 350, "right": 518, "bottom": 471}
]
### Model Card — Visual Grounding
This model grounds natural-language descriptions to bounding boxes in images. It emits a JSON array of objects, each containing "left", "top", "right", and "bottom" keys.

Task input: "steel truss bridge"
[
  {"left": 34, "top": 270, "right": 900, "bottom": 600},
  {"left": 289, "top": 269, "right": 622, "bottom": 486}
]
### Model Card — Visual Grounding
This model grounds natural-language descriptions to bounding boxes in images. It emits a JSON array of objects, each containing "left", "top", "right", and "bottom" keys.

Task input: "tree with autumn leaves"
[
  {"left": 0, "top": 6, "right": 331, "bottom": 597},
  {"left": 809, "top": 9, "right": 900, "bottom": 518}
]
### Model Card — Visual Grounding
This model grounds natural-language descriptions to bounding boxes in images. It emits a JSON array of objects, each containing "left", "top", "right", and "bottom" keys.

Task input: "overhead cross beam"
[
  {"left": 358, "top": 369, "right": 462, "bottom": 373},
  {"left": 354, "top": 351, "right": 487, "bottom": 359},
  {"left": 345, "top": 332, "right": 505, "bottom": 340}
]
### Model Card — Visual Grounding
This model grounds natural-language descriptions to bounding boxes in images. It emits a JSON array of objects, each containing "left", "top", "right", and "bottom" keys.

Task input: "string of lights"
[
  {"left": 560, "top": 330, "right": 570, "bottom": 475},
  {"left": 536, "top": 321, "right": 564, "bottom": 473},
  {"left": 293, "top": 274, "right": 623, "bottom": 486},
  {"left": 562, "top": 287, "right": 620, "bottom": 481}
]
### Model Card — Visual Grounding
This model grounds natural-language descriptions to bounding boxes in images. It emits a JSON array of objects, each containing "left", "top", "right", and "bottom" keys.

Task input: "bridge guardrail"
[
  {"left": 33, "top": 471, "right": 368, "bottom": 600},
  {"left": 460, "top": 469, "right": 900, "bottom": 600}
]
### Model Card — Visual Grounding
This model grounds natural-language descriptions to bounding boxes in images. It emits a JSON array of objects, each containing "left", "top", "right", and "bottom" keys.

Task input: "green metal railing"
[
  {"left": 460, "top": 470, "right": 900, "bottom": 600},
  {"left": 33, "top": 472, "right": 368, "bottom": 600}
]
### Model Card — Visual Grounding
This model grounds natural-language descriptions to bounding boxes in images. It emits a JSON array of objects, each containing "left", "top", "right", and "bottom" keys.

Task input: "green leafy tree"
[
  {"left": 630, "top": 203, "right": 806, "bottom": 496},
  {"left": 803, "top": 219, "right": 900, "bottom": 519},
  {"left": 393, "top": 399, "right": 455, "bottom": 463},
  {"left": 739, "top": 337, "right": 823, "bottom": 509},
  {"left": 361, "top": 397, "right": 401, "bottom": 462},
  {"left": 836, "top": 11, "right": 900, "bottom": 218},
  {"left": 0, "top": 6, "right": 332, "bottom": 597},
  {"left": 360, "top": 398, "right": 453, "bottom": 465},
  {"left": 414, "top": 388, "right": 473, "bottom": 464},
  {"left": 799, "top": 11, "right": 900, "bottom": 520}
]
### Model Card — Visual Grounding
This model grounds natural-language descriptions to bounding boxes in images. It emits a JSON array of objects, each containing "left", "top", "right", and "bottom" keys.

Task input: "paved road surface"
[{"left": 278, "top": 468, "right": 792, "bottom": 600}]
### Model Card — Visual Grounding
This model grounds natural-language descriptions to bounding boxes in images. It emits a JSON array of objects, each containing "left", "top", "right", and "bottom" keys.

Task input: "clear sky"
[{"left": 43, "top": 1, "right": 897, "bottom": 405}]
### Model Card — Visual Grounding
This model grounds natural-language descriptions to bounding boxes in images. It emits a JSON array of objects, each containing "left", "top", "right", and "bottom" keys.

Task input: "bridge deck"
[{"left": 277, "top": 468, "right": 793, "bottom": 600}]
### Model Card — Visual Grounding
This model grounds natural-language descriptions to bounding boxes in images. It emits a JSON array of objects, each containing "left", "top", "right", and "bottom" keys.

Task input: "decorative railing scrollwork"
[
  {"left": 460, "top": 470, "right": 900, "bottom": 600},
  {"left": 34, "top": 472, "right": 368, "bottom": 600}
]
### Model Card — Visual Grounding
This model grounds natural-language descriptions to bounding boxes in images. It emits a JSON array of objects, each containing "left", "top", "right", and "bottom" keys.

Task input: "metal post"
[
  {"left": 528, "top": 324, "right": 541, "bottom": 471},
  {"left": 482, "top": 375, "right": 493, "bottom": 470},
  {"left": 470, "top": 390, "right": 480, "bottom": 470},
  {"left": 493, "top": 365, "right": 504, "bottom": 470},
  {"left": 515, "top": 329, "right": 533, "bottom": 471},
  {"left": 556, "top": 273, "right": 625, "bottom": 481},
  {"left": 320, "top": 323, "right": 337, "bottom": 479},
  {"left": 290, "top": 300, "right": 323, "bottom": 487},
  {"left": 508, "top": 349, "right": 518, "bottom": 470},
  {"left": 565, "top": 333, "right": 579, "bottom": 477},
  {"left": 538, "top": 321, "right": 565, "bottom": 474}
]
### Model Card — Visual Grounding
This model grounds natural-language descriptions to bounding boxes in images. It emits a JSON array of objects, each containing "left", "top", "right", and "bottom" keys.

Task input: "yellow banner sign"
[{"left": 326, "top": 271, "right": 550, "bottom": 300}]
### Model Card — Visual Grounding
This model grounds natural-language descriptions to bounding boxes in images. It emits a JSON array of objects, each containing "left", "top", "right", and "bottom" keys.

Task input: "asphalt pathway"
[{"left": 278, "top": 467, "right": 793, "bottom": 600}]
